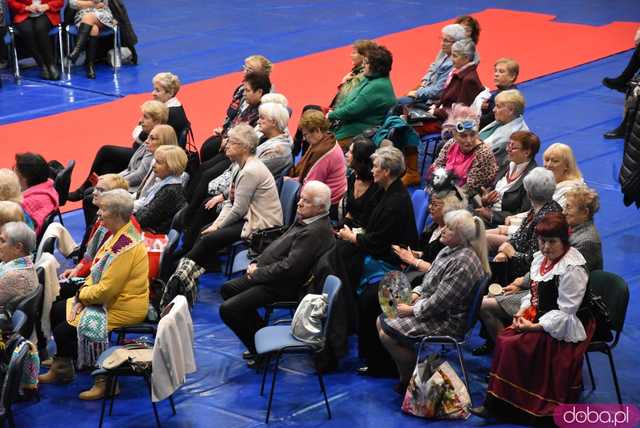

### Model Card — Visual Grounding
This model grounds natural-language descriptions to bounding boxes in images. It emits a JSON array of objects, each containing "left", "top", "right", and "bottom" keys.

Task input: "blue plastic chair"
[
  {"left": 2, "top": 1, "right": 64, "bottom": 81},
  {"left": 414, "top": 274, "right": 489, "bottom": 400},
  {"left": 279, "top": 178, "right": 301, "bottom": 226},
  {"left": 418, "top": 133, "right": 442, "bottom": 180},
  {"left": 10, "top": 310, "right": 27, "bottom": 335},
  {"left": 254, "top": 275, "right": 342, "bottom": 423},
  {"left": 410, "top": 189, "right": 430, "bottom": 235}
]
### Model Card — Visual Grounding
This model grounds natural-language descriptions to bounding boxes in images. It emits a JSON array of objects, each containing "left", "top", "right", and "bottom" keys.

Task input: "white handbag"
[{"left": 290, "top": 293, "right": 327, "bottom": 346}]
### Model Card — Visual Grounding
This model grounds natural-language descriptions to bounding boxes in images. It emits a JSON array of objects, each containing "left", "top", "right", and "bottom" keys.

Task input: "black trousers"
[
  {"left": 357, "top": 282, "right": 397, "bottom": 375},
  {"left": 200, "top": 135, "right": 223, "bottom": 163},
  {"left": 220, "top": 275, "right": 295, "bottom": 353},
  {"left": 186, "top": 220, "right": 243, "bottom": 271},
  {"left": 184, "top": 152, "right": 231, "bottom": 203},
  {"left": 51, "top": 300, "right": 78, "bottom": 359},
  {"left": 74, "top": 145, "right": 135, "bottom": 193},
  {"left": 15, "top": 15, "right": 54, "bottom": 67}
]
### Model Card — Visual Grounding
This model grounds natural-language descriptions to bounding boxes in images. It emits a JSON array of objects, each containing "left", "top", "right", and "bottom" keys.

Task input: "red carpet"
[{"left": 0, "top": 8, "right": 637, "bottom": 211}]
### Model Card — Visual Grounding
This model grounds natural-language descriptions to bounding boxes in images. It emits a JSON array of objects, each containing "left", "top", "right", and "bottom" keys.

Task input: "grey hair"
[
  {"left": 2, "top": 221, "right": 36, "bottom": 254},
  {"left": 227, "top": 123, "right": 259, "bottom": 154},
  {"left": 451, "top": 38, "right": 476, "bottom": 61},
  {"left": 371, "top": 146, "right": 405, "bottom": 179},
  {"left": 258, "top": 102, "right": 290, "bottom": 132},
  {"left": 443, "top": 210, "right": 490, "bottom": 274},
  {"left": 523, "top": 167, "right": 556, "bottom": 203},
  {"left": 303, "top": 180, "right": 331, "bottom": 213},
  {"left": 260, "top": 93, "right": 288, "bottom": 107},
  {"left": 441, "top": 23, "right": 467, "bottom": 41},
  {"left": 100, "top": 189, "right": 134, "bottom": 222}
]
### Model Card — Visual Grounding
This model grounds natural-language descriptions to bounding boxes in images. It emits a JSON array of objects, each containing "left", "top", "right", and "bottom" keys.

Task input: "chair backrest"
[
  {"left": 54, "top": 160, "right": 76, "bottom": 206},
  {"left": 320, "top": 275, "right": 342, "bottom": 340},
  {"left": 14, "top": 270, "right": 44, "bottom": 339},
  {"left": 36, "top": 210, "right": 59, "bottom": 243},
  {"left": 410, "top": 189, "right": 429, "bottom": 234},
  {"left": 1, "top": 337, "right": 30, "bottom": 410},
  {"left": 279, "top": 179, "right": 301, "bottom": 226},
  {"left": 39, "top": 236, "right": 57, "bottom": 258},
  {"left": 158, "top": 229, "right": 180, "bottom": 280},
  {"left": 588, "top": 270, "right": 629, "bottom": 333},
  {"left": 3, "top": 1, "right": 12, "bottom": 27},
  {"left": 11, "top": 310, "right": 27, "bottom": 335},
  {"left": 465, "top": 274, "right": 490, "bottom": 337}
]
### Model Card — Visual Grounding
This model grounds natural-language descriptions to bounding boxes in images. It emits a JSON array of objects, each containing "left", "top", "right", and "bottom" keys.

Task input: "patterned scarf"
[{"left": 0, "top": 255, "right": 33, "bottom": 277}]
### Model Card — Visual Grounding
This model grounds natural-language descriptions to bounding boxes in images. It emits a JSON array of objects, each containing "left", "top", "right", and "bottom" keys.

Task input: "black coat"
[
  {"left": 135, "top": 184, "right": 186, "bottom": 234},
  {"left": 620, "top": 82, "right": 640, "bottom": 207},
  {"left": 486, "top": 159, "right": 537, "bottom": 227},
  {"left": 108, "top": 0, "right": 137, "bottom": 49}
]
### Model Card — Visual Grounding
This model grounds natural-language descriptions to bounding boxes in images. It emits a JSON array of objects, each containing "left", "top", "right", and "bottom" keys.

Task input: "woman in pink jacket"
[{"left": 14, "top": 153, "right": 59, "bottom": 236}]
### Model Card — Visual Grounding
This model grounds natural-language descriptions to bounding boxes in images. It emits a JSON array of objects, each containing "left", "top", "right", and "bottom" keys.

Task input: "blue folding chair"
[
  {"left": 414, "top": 274, "right": 489, "bottom": 400},
  {"left": 254, "top": 275, "right": 342, "bottom": 423},
  {"left": 418, "top": 133, "right": 442, "bottom": 181},
  {"left": 411, "top": 188, "right": 430, "bottom": 235},
  {"left": 279, "top": 178, "right": 301, "bottom": 226},
  {"left": 2, "top": 1, "right": 64, "bottom": 81}
]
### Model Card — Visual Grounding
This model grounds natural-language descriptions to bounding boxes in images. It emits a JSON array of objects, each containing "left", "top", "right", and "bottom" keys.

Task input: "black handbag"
[
  {"left": 248, "top": 225, "right": 288, "bottom": 258},
  {"left": 585, "top": 290, "right": 613, "bottom": 342}
]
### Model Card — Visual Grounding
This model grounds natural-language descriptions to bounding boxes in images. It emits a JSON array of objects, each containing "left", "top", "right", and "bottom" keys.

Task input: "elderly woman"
[
  {"left": 14, "top": 152, "right": 59, "bottom": 236},
  {"left": 255, "top": 102, "right": 294, "bottom": 180},
  {"left": 432, "top": 105, "right": 498, "bottom": 197},
  {"left": 473, "top": 213, "right": 595, "bottom": 425},
  {"left": 491, "top": 168, "right": 562, "bottom": 279},
  {"left": 69, "top": 100, "right": 170, "bottom": 201},
  {"left": 61, "top": 174, "right": 132, "bottom": 281},
  {"left": 66, "top": 0, "right": 116, "bottom": 78},
  {"left": 0, "top": 201, "right": 25, "bottom": 227},
  {"left": 378, "top": 210, "right": 490, "bottom": 392},
  {"left": 328, "top": 45, "right": 397, "bottom": 151},
  {"left": 480, "top": 58, "right": 519, "bottom": 128},
  {"left": 134, "top": 145, "right": 187, "bottom": 234},
  {"left": 40, "top": 189, "right": 149, "bottom": 401},
  {"left": 0, "top": 222, "right": 38, "bottom": 306},
  {"left": 7, "top": 0, "right": 62, "bottom": 80},
  {"left": 478, "top": 89, "right": 529, "bottom": 167},
  {"left": 431, "top": 39, "right": 484, "bottom": 120},
  {"left": 290, "top": 110, "right": 347, "bottom": 216},
  {"left": 543, "top": 143, "right": 585, "bottom": 207},
  {"left": 164, "top": 124, "right": 283, "bottom": 297},
  {"left": 331, "top": 39, "right": 379, "bottom": 109},
  {"left": 476, "top": 188, "right": 602, "bottom": 355},
  {"left": 474, "top": 130, "right": 539, "bottom": 228},
  {"left": 147, "top": 72, "right": 189, "bottom": 145},
  {"left": 399, "top": 24, "right": 467, "bottom": 105},
  {"left": 342, "top": 136, "right": 380, "bottom": 229},
  {"left": 0, "top": 168, "right": 34, "bottom": 228}
]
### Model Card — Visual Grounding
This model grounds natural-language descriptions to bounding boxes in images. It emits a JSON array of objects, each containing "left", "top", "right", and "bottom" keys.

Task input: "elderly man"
[
  {"left": 219, "top": 180, "right": 335, "bottom": 362},
  {"left": 0, "top": 221, "right": 38, "bottom": 305}
]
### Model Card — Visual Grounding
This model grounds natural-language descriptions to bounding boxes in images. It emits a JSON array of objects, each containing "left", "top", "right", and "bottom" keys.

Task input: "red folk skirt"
[{"left": 486, "top": 317, "right": 595, "bottom": 425}]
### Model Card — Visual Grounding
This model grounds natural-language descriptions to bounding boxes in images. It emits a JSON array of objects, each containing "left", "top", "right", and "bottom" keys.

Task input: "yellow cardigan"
[{"left": 68, "top": 222, "right": 149, "bottom": 331}]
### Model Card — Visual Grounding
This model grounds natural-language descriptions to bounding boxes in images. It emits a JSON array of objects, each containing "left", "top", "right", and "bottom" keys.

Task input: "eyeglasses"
[{"left": 455, "top": 120, "right": 477, "bottom": 133}]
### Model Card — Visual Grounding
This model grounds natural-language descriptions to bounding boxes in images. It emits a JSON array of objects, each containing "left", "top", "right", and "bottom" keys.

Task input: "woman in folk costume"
[
  {"left": 40, "top": 189, "right": 149, "bottom": 401},
  {"left": 472, "top": 212, "right": 595, "bottom": 425}
]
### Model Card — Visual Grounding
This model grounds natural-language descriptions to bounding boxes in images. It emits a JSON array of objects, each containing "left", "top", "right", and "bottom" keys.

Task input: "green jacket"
[{"left": 328, "top": 74, "right": 396, "bottom": 140}]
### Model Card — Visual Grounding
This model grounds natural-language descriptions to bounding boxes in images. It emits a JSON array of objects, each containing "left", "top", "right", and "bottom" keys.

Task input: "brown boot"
[
  {"left": 38, "top": 356, "right": 75, "bottom": 384},
  {"left": 402, "top": 147, "right": 421, "bottom": 187},
  {"left": 79, "top": 375, "right": 119, "bottom": 401}
]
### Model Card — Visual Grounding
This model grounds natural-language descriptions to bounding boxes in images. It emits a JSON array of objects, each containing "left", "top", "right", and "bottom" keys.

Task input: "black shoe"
[
  {"left": 68, "top": 23, "right": 92, "bottom": 63},
  {"left": 86, "top": 63, "right": 96, "bottom": 79},
  {"left": 242, "top": 351, "right": 256, "bottom": 360},
  {"left": 603, "top": 128, "right": 625, "bottom": 139},
  {"left": 602, "top": 77, "right": 628, "bottom": 93},
  {"left": 470, "top": 406, "right": 492, "bottom": 419},
  {"left": 67, "top": 189, "right": 84, "bottom": 202},
  {"left": 356, "top": 365, "right": 397, "bottom": 378},
  {"left": 472, "top": 342, "right": 494, "bottom": 356},
  {"left": 39, "top": 65, "right": 52, "bottom": 80},
  {"left": 48, "top": 64, "right": 60, "bottom": 81}
]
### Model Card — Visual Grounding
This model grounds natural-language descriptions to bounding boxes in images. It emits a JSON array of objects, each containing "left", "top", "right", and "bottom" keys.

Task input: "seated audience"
[
  {"left": 474, "top": 130, "right": 539, "bottom": 228},
  {"left": 148, "top": 72, "right": 189, "bottom": 145},
  {"left": 0, "top": 222, "right": 38, "bottom": 305},
  {"left": 398, "top": 24, "right": 467, "bottom": 105},
  {"left": 289, "top": 110, "right": 347, "bottom": 216},
  {"left": 328, "top": 45, "right": 397, "bottom": 151},
  {"left": 341, "top": 136, "right": 381, "bottom": 228},
  {"left": 134, "top": 145, "right": 187, "bottom": 234},
  {"left": 331, "top": 39, "right": 379, "bottom": 109},
  {"left": 14, "top": 152, "right": 59, "bottom": 236},
  {"left": 377, "top": 210, "right": 490, "bottom": 393},
  {"left": 477, "top": 187, "right": 603, "bottom": 354},
  {"left": 0, "top": 168, "right": 34, "bottom": 228},
  {"left": 456, "top": 15, "right": 481, "bottom": 46},
  {"left": 478, "top": 89, "right": 529, "bottom": 167},
  {"left": 40, "top": 189, "right": 149, "bottom": 401},
  {"left": 7, "top": 0, "right": 62, "bottom": 80},
  {"left": 219, "top": 181, "right": 335, "bottom": 364},
  {"left": 480, "top": 58, "right": 519, "bottom": 128},
  {"left": 69, "top": 100, "right": 169, "bottom": 201},
  {"left": 491, "top": 167, "right": 562, "bottom": 280},
  {"left": 472, "top": 213, "right": 595, "bottom": 426},
  {"left": 543, "top": 142, "right": 585, "bottom": 207},
  {"left": 67, "top": 0, "right": 117, "bottom": 79},
  {"left": 255, "top": 102, "right": 294, "bottom": 180},
  {"left": 0, "top": 201, "right": 25, "bottom": 227},
  {"left": 432, "top": 105, "right": 498, "bottom": 197},
  {"left": 162, "top": 124, "right": 283, "bottom": 303}
]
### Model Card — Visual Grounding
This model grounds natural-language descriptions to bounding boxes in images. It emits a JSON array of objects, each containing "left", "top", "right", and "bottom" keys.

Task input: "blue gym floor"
[{"left": 3, "top": 1, "right": 639, "bottom": 427}]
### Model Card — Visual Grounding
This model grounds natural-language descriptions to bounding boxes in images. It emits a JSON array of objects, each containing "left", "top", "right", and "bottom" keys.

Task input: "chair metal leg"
[
  {"left": 144, "top": 375, "right": 162, "bottom": 428},
  {"left": 265, "top": 352, "right": 282, "bottom": 423},
  {"left": 604, "top": 348, "right": 623, "bottom": 404},
  {"left": 316, "top": 371, "right": 332, "bottom": 419},
  {"left": 260, "top": 353, "right": 272, "bottom": 396},
  {"left": 8, "top": 30, "right": 20, "bottom": 81},
  {"left": 108, "top": 375, "right": 118, "bottom": 416},
  {"left": 7, "top": 409, "right": 15, "bottom": 428},
  {"left": 99, "top": 377, "right": 109, "bottom": 428},
  {"left": 57, "top": 26, "right": 64, "bottom": 77},
  {"left": 585, "top": 352, "right": 596, "bottom": 391},
  {"left": 454, "top": 341, "right": 471, "bottom": 404},
  {"left": 168, "top": 395, "right": 176, "bottom": 416}
]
